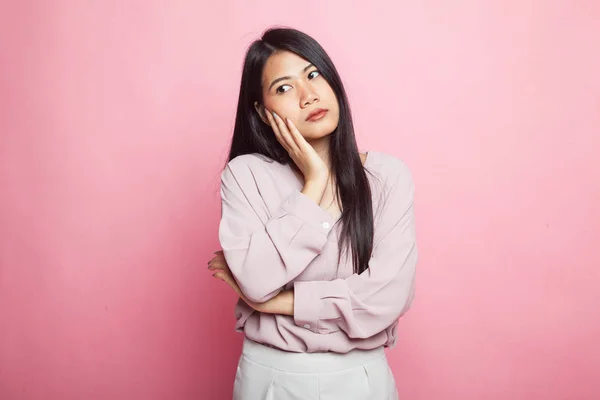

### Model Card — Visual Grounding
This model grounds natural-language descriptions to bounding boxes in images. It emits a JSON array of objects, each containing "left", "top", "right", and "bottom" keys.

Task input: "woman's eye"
[
  {"left": 276, "top": 84, "right": 292, "bottom": 94},
  {"left": 275, "top": 71, "right": 319, "bottom": 94}
]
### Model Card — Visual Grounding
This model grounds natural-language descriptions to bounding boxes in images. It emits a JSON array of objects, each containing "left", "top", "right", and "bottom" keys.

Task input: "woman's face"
[{"left": 256, "top": 50, "right": 340, "bottom": 141}]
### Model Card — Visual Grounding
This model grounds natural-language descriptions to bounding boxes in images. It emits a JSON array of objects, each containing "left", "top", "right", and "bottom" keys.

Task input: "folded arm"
[
  {"left": 218, "top": 159, "right": 334, "bottom": 303},
  {"left": 292, "top": 161, "right": 418, "bottom": 338}
]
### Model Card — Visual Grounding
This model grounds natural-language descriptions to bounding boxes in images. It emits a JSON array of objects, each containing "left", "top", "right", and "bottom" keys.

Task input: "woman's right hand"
[{"left": 265, "top": 110, "right": 329, "bottom": 184}]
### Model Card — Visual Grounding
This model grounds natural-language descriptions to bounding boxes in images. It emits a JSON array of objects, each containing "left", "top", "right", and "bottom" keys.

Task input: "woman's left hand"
[
  {"left": 208, "top": 250, "right": 294, "bottom": 315},
  {"left": 208, "top": 250, "right": 266, "bottom": 312}
]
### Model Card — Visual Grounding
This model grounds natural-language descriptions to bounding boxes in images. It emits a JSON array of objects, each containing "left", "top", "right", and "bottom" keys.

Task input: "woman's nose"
[{"left": 299, "top": 84, "right": 319, "bottom": 107}]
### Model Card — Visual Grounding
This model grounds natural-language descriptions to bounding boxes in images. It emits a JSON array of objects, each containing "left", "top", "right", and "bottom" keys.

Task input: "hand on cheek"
[{"left": 264, "top": 108, "right": 328, "bottom": 182}]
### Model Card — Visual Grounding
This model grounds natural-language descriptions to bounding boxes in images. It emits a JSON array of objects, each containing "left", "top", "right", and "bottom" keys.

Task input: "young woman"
[{"left": 208, "top": 26, "right": 417, "bottom": 399}]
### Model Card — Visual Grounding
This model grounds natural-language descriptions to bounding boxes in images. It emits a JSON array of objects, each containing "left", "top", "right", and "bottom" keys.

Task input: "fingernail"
[{"left": 273, "top": 112, "right": 279, "bottom": 119}]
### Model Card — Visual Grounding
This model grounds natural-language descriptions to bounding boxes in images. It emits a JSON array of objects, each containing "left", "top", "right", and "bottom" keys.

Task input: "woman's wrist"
[
  {"left": 259, "top": 289, "right": 294, "bottom": 315},
  {"left": 302, "top": 178, "right": 328, "bottom": 205}
]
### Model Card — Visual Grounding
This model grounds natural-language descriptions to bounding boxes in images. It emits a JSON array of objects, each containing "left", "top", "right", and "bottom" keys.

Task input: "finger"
[
  {"left": 274, "top": 112, "right": 299, "bottom": 153},
  {"left": 208, "top": 254, "right": 225, "bottom": 264},
  {"left": 265, "top": 111, "right": 287, "bottom": 151},
  {"left": 269, "top": 112, "right": 294, "bottom": 153},
  {"left": 208, "top": 252, "right": 226, "bottom": 264},
  {"left": 285, "top": 117, "right": 308, "bottom": 149},
  {"left": 207, "top": 260, "right": 227, "bottom": 271},
  {"left": 272, "top": 112, "right": 298, "bottom": 153}
]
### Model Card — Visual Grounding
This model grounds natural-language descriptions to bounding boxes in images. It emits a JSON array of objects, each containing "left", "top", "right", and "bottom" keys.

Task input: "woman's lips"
[{"left": 306, "top": 109, "right": 328, "bottom": 121}]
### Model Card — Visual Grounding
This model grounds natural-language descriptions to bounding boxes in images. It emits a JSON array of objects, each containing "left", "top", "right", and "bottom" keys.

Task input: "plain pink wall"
[{"left": 1, "top": 1, "right": 599, "bottom": 399}]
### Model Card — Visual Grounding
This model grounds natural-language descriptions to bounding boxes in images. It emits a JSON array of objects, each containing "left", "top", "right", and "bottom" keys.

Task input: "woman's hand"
[
  {"left": 265, "top": 110, "right": 329, "bottom": 184},
  {"left": 208, "top": 250, "right": 257, "bottom": 307},
  {"left": 208, "top": 250, "right": 270, "bottom": 313},
  {"left": 208, "top": 250, "right": 294, "bottom": 316}
]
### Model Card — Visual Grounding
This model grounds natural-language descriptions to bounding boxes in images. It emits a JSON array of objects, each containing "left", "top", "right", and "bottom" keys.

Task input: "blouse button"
[
  {"left": 322, "top": 222, "right": 330, "bottom": 229},
  {"left": 303, "top": 324, "right": 311, "bottom": 329}
]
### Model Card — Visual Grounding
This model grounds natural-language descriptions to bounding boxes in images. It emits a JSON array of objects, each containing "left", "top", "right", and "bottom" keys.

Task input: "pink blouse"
[{"left": 218, "top": 150, "right": 417, "bottom": 353}]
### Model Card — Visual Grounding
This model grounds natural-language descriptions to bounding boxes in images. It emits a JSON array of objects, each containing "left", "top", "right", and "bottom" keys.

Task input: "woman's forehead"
[{"left": 262, "top": 51, "right": 311, "bottom": 81}]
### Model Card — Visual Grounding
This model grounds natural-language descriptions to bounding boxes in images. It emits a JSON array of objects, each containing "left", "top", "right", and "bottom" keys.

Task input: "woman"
[{"left": 208, "top": 26, "right": 417, "bottom": 399}]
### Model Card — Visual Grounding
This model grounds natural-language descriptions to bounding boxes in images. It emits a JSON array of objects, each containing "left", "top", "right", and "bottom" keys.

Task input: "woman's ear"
[{"left": 254, "top": 101, "right": 268, "bottom": 124}]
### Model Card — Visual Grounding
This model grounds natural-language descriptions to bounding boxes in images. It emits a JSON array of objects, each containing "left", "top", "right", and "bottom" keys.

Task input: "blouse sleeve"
[
  {"left": 218, "top": 159, "right": 335, "bottom": 303},
  {"left": 292, "top": 160, "right": 417, "bottom": 338}
]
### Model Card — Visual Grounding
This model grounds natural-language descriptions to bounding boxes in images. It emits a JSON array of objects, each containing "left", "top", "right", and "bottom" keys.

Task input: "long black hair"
[{"left": 225, "top": 26, "right": 374, "bottom": 275}]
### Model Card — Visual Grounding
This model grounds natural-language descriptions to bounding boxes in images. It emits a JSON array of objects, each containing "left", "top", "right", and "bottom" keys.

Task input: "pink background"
[{"left": 1, "top": 1, "right": 599, "bottom": 399}]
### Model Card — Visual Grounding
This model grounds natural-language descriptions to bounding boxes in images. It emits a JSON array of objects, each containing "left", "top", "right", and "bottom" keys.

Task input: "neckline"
[{"left": 363, "top": 150, "right": 372, "bottom": 168}]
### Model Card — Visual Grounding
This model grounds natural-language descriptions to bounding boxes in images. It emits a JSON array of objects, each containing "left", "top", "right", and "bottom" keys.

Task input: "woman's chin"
[
  {"left": 301, "top": 123, "right": 339, "bottom": 140},
  {"left": 303, "top": 131, "right": 334, "bottom": 141}
]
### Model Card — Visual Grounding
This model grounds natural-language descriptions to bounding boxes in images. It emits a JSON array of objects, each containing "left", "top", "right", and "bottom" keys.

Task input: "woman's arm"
[
  {"left": 217, "top": 159, "right": 417, "bottom": 339},
  {"left": 210, "top": 253, "right": 294, "bottom": 314},
  {"left": 218, "top": 159, "right": 334, "bottom": 304},
  {"left": 251, "top": 289, "right": 295, "bottom": 315},
  {"left": 290, "top": 160, "right": 417, "bottom": 338}
]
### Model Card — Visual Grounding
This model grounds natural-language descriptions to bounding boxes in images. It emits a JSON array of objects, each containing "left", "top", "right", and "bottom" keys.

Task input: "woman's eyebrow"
[{"left": 268, "top": 63, "right": 315, "bottom": 91}]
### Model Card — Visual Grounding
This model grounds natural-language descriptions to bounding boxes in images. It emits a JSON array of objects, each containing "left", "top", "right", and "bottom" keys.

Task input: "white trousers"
[{"left": 233, "top": 338, "right": 399, "bottom": 400}]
